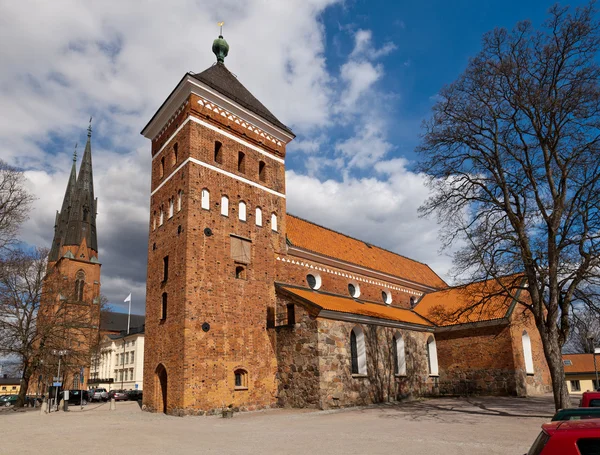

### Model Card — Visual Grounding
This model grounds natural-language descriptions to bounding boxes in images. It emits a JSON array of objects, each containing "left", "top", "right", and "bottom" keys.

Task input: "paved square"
[{"left": 1, "top": 396, "right": 563, "bottom": 455}]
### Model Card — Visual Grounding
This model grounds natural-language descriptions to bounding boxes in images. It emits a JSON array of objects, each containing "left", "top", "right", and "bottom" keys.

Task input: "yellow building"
[
  {"left": 563, "top": 353, "right": 600, "bottom": 394},
  {"left": 0, "top": 377, "right": 21, "bottom": 396}
]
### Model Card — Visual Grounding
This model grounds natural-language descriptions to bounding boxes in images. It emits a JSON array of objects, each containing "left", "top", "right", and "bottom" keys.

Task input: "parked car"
[
  {"left": 126, "top": 390, "right": 143, "bottom": 401},
  {"left": 552, "top": 407, "right": 600, "bottom": 421},
  {"left": 0, "top": 395, "right": 18, "bottom": 407},
  {"left": 108, "top": 390, "right": 128, "bottom": 401},
  {"left": 579, "top": 391, "right": 600, "bottom": 407},
  {"left": 59, "top": 390, "right": 89, "bottom": 405},
  {"left": 88, "top": 388, "right": 108, "bottom": 402},
  {"left": 526, "top": 419, "right": 600, "bottom": 454}
]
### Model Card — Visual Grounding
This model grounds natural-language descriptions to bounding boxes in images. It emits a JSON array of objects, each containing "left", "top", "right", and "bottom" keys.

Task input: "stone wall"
[
  {"left": 275, "top": 296, "right": 320, "bottom": 408},
  {"left": 435, "top": 324, "right": 519, "bottom": 395},
  {"left": 316, "top": 319, "right": 433, "bottom": 409}
]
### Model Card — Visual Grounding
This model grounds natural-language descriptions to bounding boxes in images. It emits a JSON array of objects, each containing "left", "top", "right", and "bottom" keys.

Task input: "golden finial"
[{"left": 218, "top": 21, "right": 224, "bottom": 36}]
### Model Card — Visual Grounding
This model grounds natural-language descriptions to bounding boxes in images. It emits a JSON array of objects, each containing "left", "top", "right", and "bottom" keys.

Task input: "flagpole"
[{"left": 127, "top": 296, "right": 131, "bottom": 335}]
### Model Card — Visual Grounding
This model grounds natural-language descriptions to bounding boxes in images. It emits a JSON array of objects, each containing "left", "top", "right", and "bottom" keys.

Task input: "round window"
[
  {"left": 382, "top": 290, "right": 392, "bottom": 304},
  {"left": 306, "top": 273, "right": 321, "bottom": 290},
  {"left": 348, "top": 282, "right": 360, "bottom": 298}
]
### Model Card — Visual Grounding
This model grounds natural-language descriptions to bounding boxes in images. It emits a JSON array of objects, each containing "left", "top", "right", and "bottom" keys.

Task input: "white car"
[{"left": 89, "top": 388, "right": 108, "bottom": 402}]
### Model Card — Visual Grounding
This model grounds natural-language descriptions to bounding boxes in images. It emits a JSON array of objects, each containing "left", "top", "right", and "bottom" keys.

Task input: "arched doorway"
[{"left": 155, "top": 364, "right": 168, "bottom": 414}]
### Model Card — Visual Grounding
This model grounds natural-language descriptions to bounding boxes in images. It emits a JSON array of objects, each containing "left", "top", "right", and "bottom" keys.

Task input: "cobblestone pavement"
[{"left": 0, "top": 395, "right": 566, "bottom": 455}]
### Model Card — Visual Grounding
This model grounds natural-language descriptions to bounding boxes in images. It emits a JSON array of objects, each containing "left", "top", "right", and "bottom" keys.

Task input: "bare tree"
[
  {"left": 0, "top": 160, "right": 35, "bottom": 253},
  {"left": 417, "top": 3, "right": 600, "bottom": 410},
  {"left": 564, "top": 307, "right": 600, "bottom": 353},
  {"left": 0, "top": 248, "right": 103, "bottom": 407}
]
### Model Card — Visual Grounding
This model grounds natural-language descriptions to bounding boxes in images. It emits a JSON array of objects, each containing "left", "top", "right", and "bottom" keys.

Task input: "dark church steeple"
[{"left": 48, "top": 121, "right": 98, "bottom": 262}]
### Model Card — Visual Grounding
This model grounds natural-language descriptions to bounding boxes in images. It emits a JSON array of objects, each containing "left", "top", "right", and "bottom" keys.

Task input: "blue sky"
[{"left": 0, "top": 0, "right": 592, "bottom": 314}]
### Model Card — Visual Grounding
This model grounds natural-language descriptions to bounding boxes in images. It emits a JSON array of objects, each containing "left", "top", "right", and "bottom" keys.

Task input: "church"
[{"left": 139, "top": 33, "right": 551, "bottom": 415}]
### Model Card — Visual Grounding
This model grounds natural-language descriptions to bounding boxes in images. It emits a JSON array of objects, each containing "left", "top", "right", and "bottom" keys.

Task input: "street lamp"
[
  {"left": 51, "top": 349, "right": 68, "bottom": 412},
  {"left": 588, "top": 336, "right": 599, "bottom": 391}
]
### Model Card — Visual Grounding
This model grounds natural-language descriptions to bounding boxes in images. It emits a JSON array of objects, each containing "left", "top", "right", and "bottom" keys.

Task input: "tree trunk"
[
  {"left": 542, "top": 328, "right": 571, "bottom": 411},
  {"left": 16, "top": 369, "right": 31, "bottom": 408}
]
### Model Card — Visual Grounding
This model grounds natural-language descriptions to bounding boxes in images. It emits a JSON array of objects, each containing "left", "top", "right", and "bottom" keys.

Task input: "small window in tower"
[
  {"left": 239, "top": 201, "right": 247, "bottom": 221},
  {"left": 160, "top": 157, "right": 165, "bottom": 178},
  {"left": 153, "top": 211, "right": 157, "bottom": 231},
  {"left": 163, "top": 256, "right": 169, "bottom": 282},
  {"left": 234, "top": 369, "right": 248, "bottom": 390},
  {"left": 75, "top": 270, "right": 85, "bottom": 301},
  {"left": 255, "top": 207, "right": 263, "bottom": 226},
  {"left": 271, "top": 213, "right": 278, "bottom": 232},
  {"left": 201, "top": 189, "right": 210, "bottom": 210},
  {"left": 161, "top": 292, "right": 168, "bottom": 320},
  {"left": 177, "top": 190, "right": 183, "bottom": 212},
  {"left": 159, "top": 207, "right": 164, "bottom": 226},
  {"left": 235, "top": 266, "right": 246, "bottom": 280},
  {"left": 287, "top": 303, "right": 295, "bottom": 325},
  {"left": 238, "top": 151, "right": 245, "bottom": 173},
  {"left": 173, "top": 143, "right": 178, "bottom": 165},
  {"left": 221, "top": 196, "right": 229, "bottom": 216},
  {"left": 258, "top": 161, "right": 266, "bottom": 182},
  {"left": 168, "top": 198, "right": 174, "bottom": 218},
  {"left": 214, "top": 141, "right": 223, "bottom": 164}
]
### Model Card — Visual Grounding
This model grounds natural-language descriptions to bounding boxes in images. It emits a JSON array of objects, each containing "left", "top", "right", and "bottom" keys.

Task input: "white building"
[{"left": 90, "top": 326, "right": 145, "bottom": 391}]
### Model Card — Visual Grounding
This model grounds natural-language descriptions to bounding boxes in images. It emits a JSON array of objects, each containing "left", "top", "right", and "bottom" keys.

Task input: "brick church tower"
[
  {"left": 141, "top": 34, "right": 294, "bottom": 414},
  {"left": 38, "top": 123, "right": 101, "bottom": 391}
]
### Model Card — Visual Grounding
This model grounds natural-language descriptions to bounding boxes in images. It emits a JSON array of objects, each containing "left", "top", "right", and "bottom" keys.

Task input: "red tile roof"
[
  {"left": 285, "top": 215, "right": 447, "bottom": 289},
  {"left": 414, "top": 276, "right": 523, "bottom": 326},
  {"left": 277, "top": 285, "right": 433, "bottom": 327},
  {"left": 563, "top": 354, "right": 599, "bottom": 374}
]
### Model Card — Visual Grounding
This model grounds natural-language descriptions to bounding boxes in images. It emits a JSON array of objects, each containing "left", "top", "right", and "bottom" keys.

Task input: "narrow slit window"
[
  {"left": 201, "top": 189, "right": 210, "bottom": 210},
  {"left": 163, "top": 256, "right": 169, "bottom": 282},
  {"left": 271, "top": 213, "right": 277, "bottom": 232},
  {"left": 168, "top": 198, "right": 174, "bottom": 218},
  {"left": 214, "top": 141, "right": 223, "bottom": 164},
  {"left": 239, "top": 201, "right": 247, "bottom": 221},
  {"left": 173, "top": 143, "right": 178, "bottom": 165},
  {"left": 177, "top": 190, "right": 183, "bottom": 212},
  {"left": 161, "top": 292, "right": 168, "bottom": 320},
  {"left": 258, "top": 161, "right": 266, "bottom": 182},
  {"left": 255, "top": 207, "right": 262, "bottom": 226},
  {"left": 221, "top": 196, "right": 229, "bottom": 216},
  {"left": 238, "top": 152, "right": 245, "bottom": 173},
  {"left": 160, "top": 157, "right": 165, "bottom": 178}
]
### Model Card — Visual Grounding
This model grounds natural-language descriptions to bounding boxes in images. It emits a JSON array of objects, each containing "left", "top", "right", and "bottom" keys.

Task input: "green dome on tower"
[{"left": 212, "top": 35, "right": 229, "bottom": 64}]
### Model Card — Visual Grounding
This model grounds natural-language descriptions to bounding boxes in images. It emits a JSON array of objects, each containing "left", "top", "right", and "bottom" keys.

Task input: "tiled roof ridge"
[
  {"left": 420, "top": 273, "right": 526, "bottom": 296},
  {"left": 563, "top": 353, "right": 595, "bottom": 356},
  {"left": 286, "top": 212, "right": 441, "bottom": 273}
]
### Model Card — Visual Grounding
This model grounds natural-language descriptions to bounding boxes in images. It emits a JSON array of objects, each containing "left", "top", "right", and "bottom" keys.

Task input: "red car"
[
  {"left": 579, "top": 391, "right": 600, "bottom": 408},
  {"left": 526, "top": 419, "right": 600, "bottom": 454}
]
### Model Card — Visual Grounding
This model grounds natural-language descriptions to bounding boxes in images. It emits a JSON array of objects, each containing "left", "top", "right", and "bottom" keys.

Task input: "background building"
[{"left": 563, "top": 353, "right": 600, "bottom": 394}]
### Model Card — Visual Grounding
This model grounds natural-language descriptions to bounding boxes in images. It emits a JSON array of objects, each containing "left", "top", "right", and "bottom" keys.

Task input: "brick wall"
[{"left": 435, "top": 324, "right": 519, "bottom": 395}]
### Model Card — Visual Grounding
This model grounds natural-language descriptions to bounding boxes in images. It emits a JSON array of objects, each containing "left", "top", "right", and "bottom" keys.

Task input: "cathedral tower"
[
  {"left": 141, "top": 34, "right": 294, "bottom": 414},
  {"left": 39, "top": 123, "right": 101, "bottom": 391}
]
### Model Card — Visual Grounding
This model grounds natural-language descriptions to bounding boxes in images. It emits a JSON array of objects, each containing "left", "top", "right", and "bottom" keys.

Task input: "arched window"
[
  {"left": 177, "top": 191, "right": 183, "bottom": 212},
  {"left": 160, "top": 157, "right": 165, "bottom": 178},
  {"left": 271, "top": 213, "right": 277, "bottom": 232},
  {"left": 239, "top": 201, "right": 247, "bottom": 221},
  {"left": 238, "top": 151, "right": 245, "bottom": 173},
  {"left": 235, "top": 266, "right": 246, "bottom": 280},
  {"left": 426, "top": 335, "right": 439, "bottom": 376},
  {"left": 75, "top": 270, "right": 85, "bottom": 301},
  {"left": 522, "top": 331, "right": 534, "bottom": 374},
  {"left": 161, "top": 292, "right": 167, "bottom": 320},
  {"left": 234, "top": 369, "right": 248, "bottom": 389},
  {"left": 258, "top": 161, "right": 266, "bottom": 182},
  {"left": 350, "top": 326, "right": 367, "bottom": 375},
  {"left": 221, "top": 196, "right": 229, "bottom": 216},
  {"left": 306, "top": 273, "right": 321, "bottom": 290},
  {"left": 255, "top": 207, "right": 263, "bottom": 226},
  {"left": 214, "top": 141, "right": 223, "bottom": 164},
  {"left": 159, "top": 207, "right": 164, "bottom": 226},
  {"left": 168, "top": 198, "right": 174, "bottom": 218},
  {"left": 173, "top": 143, "right": 178, "bottom": 165},
  {"left": 201, "top": 189, "right": 210, "bottom": 210},
  {"left": 393, "top": 333, "right": 407, "bottom": 376}
]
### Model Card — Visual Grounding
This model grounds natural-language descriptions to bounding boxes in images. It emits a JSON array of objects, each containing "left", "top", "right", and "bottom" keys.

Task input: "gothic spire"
[
  {"left": 64, "top": 120, "right": 98, "bottom": 255},
  {"left": 48, "top": 144, "right": 79, "bottom": 262}
]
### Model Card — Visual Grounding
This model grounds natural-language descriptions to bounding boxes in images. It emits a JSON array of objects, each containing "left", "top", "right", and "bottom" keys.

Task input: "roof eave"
[
  {"left": 433, "top": 317, "right": 510, "bottom": 332},
  {"left": 141, "top": 73, "right": 295, "bottom": 144}
]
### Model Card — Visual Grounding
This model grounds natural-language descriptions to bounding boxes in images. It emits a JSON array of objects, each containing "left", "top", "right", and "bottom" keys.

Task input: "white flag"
[{"left": 124, "top": 293, "right": 131, "bottom": 303}]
